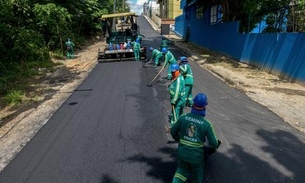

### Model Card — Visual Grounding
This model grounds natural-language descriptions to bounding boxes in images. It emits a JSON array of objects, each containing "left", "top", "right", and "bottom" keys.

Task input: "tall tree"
[
  {"left": 0, "top": 0, "right": 115, "bottom": 95},
  {"left": 208, "top": 0, "right": 292, "bottom": 32},
  {"left": 287, "top": 0, "right": 305, "bottom": 32}
]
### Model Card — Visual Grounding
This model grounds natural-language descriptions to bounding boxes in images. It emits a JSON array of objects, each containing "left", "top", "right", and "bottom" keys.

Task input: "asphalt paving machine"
[{"left": 98, "top": 12, "right": 147, "bottom": 62}]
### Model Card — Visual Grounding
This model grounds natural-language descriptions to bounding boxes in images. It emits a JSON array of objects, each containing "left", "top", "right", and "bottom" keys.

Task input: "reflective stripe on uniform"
[
  {"left": 180, "top": 65, "right": 187, "bottom": 72},
  {"left": 187, "top": 97, "right": 193, "bottom": 101},
  {"left": 186, "top": 74, "right": 193, "bottom": 78},
  {"left": 180, "top": 139, "right": 204, "bottom": 147},
  {"left": 174, "top": 173, "right": 187, "bottom": 181},
  {"left": 173, "top": 77, "right": 181, "bottom": 103}
]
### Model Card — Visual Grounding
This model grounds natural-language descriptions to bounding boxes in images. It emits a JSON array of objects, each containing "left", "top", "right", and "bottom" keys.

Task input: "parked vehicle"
[{"left": 98, "top": 12, "right": 147, "bottom": 62}]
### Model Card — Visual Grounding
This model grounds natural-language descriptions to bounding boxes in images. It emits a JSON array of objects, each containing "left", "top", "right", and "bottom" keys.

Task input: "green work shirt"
[
  {"left": 168, "top": 74, "right": 185, "bottom": 105},
  {"left": 132, "top": 41, "right": 140, "bottom": 51},
  {"left": 161, "top": 39, "right": 168, "bottom": 48},
  {"left": 180, "top": 63, "right": 194, "bottom": 85},
  {"left": 164, "top": 51, "right": 177, "bottom": 68},
  {"left": 170, "top": 113, "right": 219, "bottom": 163},
  {"left": 65, "top": 41, "right": 75, "bottom": 51},
  {"left": 152, "top": 49, "right": 162, "bottom": 59}
]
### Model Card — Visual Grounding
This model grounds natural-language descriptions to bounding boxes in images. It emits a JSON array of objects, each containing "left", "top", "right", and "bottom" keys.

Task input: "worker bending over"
[{"left": 168, "top": 64, "right": 185, "bottom": 126}]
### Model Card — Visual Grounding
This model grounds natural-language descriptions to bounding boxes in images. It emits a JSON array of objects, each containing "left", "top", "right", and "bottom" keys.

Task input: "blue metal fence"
[{"left": 175, "top": 16, "right": 305, "bottom": 83}]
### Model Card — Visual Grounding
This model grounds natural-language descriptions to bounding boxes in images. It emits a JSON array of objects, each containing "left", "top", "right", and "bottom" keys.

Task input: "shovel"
[
  {"left": 147, "top": 65, "right": 164, "bottom": 87},
  {"left": 142, "top": 59, "right": 152, "bottom": 68}
]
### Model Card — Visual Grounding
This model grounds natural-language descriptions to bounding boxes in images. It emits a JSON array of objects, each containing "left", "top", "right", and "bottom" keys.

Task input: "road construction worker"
[
  {"left": 162, "top": 47, "right": 177, "bottom": 80},
  {"left": 170, "top": 93, "right": 220, "bottom": 183},
  {"left": 137, "top": 34, "right": 145, "bottom": 44},
  {"left": 149, "top": 47, "right": 163, "bottom": 67},
  {"left": 179, "top": 56, "right": 194, "bottom": 107},
  {"left": 65, "top": 38, "right": 75, "bottom": 59},
  {"left": 132, "top": 38, "right": 141, "bottom": 61},
  {"left": 168, "top": 64, "right": 185, "bottom": 126},
  {"left": 160, "top": 36, "right": 168, "bottom": 50}
]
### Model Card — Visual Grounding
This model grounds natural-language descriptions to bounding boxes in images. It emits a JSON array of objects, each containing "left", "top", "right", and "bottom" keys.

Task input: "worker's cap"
[
  {"left": 193, "top": 93, "right": 208, "bottom": 108},
  {"left": 149, "top": 47, "right": 154, "bottom": 51},
  {"left": 179, "top": 56, "right": 188, "bottom": 62},
  {"left": 191, "top": 93, "right": 208, "bottom": 116},
  {"left": 170, "top": 64, "right": 180, "bottom": 72},
  {"left": 161, "top": 47, "right": 167, "bottom": 53}
]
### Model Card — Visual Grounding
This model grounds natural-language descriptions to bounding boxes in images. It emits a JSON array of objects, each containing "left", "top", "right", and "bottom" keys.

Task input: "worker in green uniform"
[
  {"left": 132, "top": 38, "right": 141, "bottom": 61},
  {"left": 65, "top": 38, "right": 75, "bottom": 59},
  {"left": 170, "top": 93, "right": 220, "bottom": 183},
  {"left": 160, "top": 36, "right": 168, "bottom": 50},
  {"left": 162, "top": 47, "right": 177, "bottom": 80},
  {"left": 137, "top": 34, "right": 145, "bottom": 44},
  {"left": 149, "top": 47, "right": 163, "bottom": 67},
  {"left": 168, "top": 64, "right": 185, "bottom": 126},
  {"left": 179, "top": 56, "right": 194, "bottom": 107}
]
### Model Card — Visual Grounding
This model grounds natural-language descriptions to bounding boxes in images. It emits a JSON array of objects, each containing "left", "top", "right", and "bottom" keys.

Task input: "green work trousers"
[
  {"left": 67, "top": 50, "right": 74, "bottom": 59},
  {"left": 172, "top": 158, "right": 204, "bottom": 183},
  {"left": 154, "top": 55, "right": 162, "bottom": 66},
  {"left": 185, "top": 85, "right": 193, "bottom": 106},
  {"left": 167, "top": 63, "right": 174, "bottom": 80},
  {"left": 170, "top": 100, "right": 184, "bottom": 126},
  {"left": 134, "top": 49, "right": 140, "bottom": 61}
]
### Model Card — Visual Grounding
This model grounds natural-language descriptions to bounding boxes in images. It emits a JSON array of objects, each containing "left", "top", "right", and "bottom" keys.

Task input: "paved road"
[{"left": 1, "top": 16, "right": 305, "bottom": 183}]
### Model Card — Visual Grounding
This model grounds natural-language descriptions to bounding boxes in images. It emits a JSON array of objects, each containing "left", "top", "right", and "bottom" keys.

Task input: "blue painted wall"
[
  {"left": 175, "top": 17, "right": 305, "bottom": 83},
  {"left": 175, "top": 14, "right": 185, "bottom": 38}
]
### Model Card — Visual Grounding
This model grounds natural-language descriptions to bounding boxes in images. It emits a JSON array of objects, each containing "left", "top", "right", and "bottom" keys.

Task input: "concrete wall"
[
  {"left": 151, "top": 8, "right": 161, "bottom": 28},
  {"left": 175, "top": 17, "right": 305, "bottom": 83}
]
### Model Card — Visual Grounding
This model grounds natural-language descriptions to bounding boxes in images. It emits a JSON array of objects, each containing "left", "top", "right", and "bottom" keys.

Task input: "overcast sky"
[{"left": 128, "top": 0, "right": 156, "bottom": 15}]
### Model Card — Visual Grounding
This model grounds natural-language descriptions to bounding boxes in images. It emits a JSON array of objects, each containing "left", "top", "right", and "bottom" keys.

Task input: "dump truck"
[{"left": 98, "top": 12, "right": 147, "bottom": 62}]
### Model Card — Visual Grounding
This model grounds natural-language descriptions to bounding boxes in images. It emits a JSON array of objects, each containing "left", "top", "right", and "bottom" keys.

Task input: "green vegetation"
[
  {"left": 0, "top": 0, "right": 130, "bottom": 106},
  {"left": 204, "top": 0, "right": 305, "bottom": 33}
]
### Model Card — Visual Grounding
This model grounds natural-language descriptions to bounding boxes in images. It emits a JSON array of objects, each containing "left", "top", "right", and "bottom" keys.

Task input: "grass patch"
[
  {"left": 50, "top": 50, "right": 66, "bottom": 60},
  {"left": 0, "top": 59, "right": 57, "bottom": 110},
  {"left": 3, "top": 90, "right": 26, "bottom": 106}
]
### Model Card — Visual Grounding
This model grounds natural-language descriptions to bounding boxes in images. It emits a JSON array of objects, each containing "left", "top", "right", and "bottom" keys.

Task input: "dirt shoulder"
[{"left": 0, "top": 38, "right": 103, "bottom": 172}]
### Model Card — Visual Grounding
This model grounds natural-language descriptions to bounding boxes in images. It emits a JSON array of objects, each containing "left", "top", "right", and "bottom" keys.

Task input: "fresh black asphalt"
[{"left": 0, "top": 16, "right": 304, "bottom": 183}]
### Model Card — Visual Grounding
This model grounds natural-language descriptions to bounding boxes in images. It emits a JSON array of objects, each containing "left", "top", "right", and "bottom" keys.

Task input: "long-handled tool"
[
  {"left": 165, "top": 105, "right": 176, "bottom": 133},
  {"left": 146, "top": 65, "right": 164, "bottom": 87},
  {"left": 142, "top": 59, "right": 152, "bottom": 68},
  {"left": 172, "top": 105, "right": 177, "bottom": 123}
]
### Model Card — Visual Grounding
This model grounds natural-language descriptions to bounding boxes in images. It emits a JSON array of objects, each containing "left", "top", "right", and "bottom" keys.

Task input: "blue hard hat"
[
  {"left": 161, "top": 47, "right": 167, "bottom": 53},
  {"left": 149, "top": 47, "right": 153, "bottom": 51},
  {"left": 193, "top": 93, "right": 208, "bottom": 108},
  {"left": 180, "top": 56, "right": 188, "bottom": 62},
  {"left": 136, "top": 38, "right": 140, "bottom": 43},
  {"left": 170, "top": 64, "right": 180, "bottom": 72}
]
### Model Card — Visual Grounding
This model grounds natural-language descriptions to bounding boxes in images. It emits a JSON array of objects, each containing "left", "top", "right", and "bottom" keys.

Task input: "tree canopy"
[
  {"left": 206, "top": 0, "right": 305, "bottom": 33},
  {"left": 0, "top": 0, "right": 130, "bottom": 95}
]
